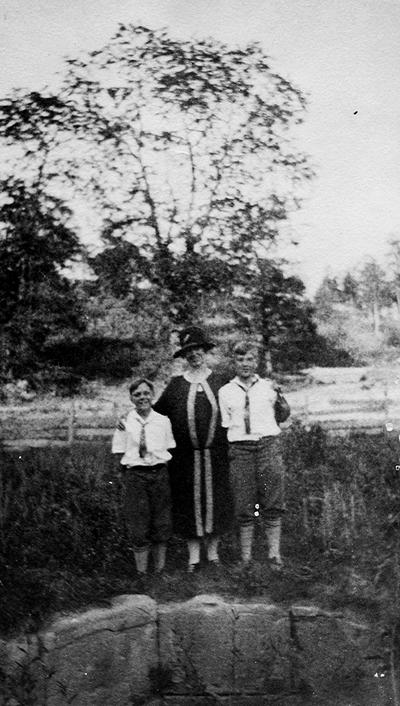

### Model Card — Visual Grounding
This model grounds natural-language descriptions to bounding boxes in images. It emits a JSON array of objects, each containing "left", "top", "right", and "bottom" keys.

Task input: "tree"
[
  {"left": 387, "top": 238, "right": 400, "bottom": 318},
  {"left": 0, "top": 178, "right": 85, "bottom": 381},
  {"left": 0, "top": 25, "right": 312, "bottom": 327},
  {"left": 342, "top": 272, "right": 359, "bottom": 306},
  {"left": 88, "top": 234, "right": 151, "bottom": 299},
  {"left": 231, "top": 260, "right": 317, "bottom": 371},
  {"left": 313, "top": 275, "right": 344, "bottom": 321},
  {"left": 357, "top": 259, "right": 393, "bottom": 335}
]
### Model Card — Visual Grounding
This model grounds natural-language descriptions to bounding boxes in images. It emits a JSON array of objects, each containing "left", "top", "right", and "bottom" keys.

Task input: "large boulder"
[
  {"left": 0, "top": 594, "right": 389, "bottom": 705},
  {"left": 40, "top": 594, "right": 157, "bottom": 706}
]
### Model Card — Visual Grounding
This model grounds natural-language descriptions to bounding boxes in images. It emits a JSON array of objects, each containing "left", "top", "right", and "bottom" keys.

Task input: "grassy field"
[{"left": 1, "top": 422, "right": 399, "bottom": 646}]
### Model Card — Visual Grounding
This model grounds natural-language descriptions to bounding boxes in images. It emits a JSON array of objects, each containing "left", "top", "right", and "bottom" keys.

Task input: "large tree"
[
  {"left": 0, "top": 178, "right": 85, "bottom": 381},
  {"left": 230, "top": 259, "right": 318, "bottom": 371},
  {"left": 0, "top": 25, "right": 312, "bottom": 319},
  {"left": 357, "top": 259, "right": 393, "bottom": 335}
]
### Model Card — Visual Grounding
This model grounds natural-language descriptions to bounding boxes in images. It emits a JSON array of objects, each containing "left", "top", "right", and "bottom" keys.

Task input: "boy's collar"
[
  {"left": 132, "top": 408, "right": 154, "bottom": 421},
  {"left": 233, "top": 374, "right": 260, "bottom": 387}
]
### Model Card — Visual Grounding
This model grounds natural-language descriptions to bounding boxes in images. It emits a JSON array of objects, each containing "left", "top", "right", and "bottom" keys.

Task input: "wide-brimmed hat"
[{"left": 173, "top": 326, "right": 215, "bottom": 359}]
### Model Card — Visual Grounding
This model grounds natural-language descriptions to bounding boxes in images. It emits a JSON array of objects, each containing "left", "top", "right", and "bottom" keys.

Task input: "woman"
[{"left": 154, "top": 326, "right": 232, "bottom": 572}]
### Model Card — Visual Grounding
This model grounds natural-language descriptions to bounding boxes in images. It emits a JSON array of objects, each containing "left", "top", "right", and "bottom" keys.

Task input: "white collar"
[
  {"left": 233, "top": 374, "right": 260, "bottom": 389},
  {"left": 131, "top": 408, "right": 154, "bottom": 423},
  {"left": 183, "top": 367, "right": 212, "bottom": 384}
]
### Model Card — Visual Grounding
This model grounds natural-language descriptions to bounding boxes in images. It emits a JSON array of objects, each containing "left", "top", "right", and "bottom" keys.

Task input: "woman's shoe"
[{"left": 187, "top": 562, "right": 201, "bottom": 574}]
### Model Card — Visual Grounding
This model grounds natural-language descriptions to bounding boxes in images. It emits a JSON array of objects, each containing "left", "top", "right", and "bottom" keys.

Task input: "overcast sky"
[{"left": 1, "top": 0, "right": 399, "bottom": 292}]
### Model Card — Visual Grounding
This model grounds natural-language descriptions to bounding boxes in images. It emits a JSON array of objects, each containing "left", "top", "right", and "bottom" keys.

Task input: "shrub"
[{"left": 0, "top": 426, "right": 399, "bottom": 635}]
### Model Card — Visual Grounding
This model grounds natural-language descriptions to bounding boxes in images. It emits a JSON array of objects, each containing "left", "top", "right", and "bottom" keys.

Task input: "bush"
[
  {"left": 383, "top": 320, "right": 400, "bottom": 347},
  {"left": 42, "top": 336, "right": 142, "bottom": 380},
  {"left": 1, "top": 426, "right": 399, "bottom": 635}
]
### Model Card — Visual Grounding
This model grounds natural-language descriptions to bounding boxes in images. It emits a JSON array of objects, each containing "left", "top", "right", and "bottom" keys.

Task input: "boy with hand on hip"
[
  {"left": 112, "top": 378, "right": 176, "bottom": 578},
  {"left": 218, "top": 341, "right": 290, "bottom": 570}
]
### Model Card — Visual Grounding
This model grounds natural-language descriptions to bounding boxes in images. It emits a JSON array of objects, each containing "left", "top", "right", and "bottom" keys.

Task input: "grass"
[{"left": 1, "top": 423, "right": 399, "bottom": 638}]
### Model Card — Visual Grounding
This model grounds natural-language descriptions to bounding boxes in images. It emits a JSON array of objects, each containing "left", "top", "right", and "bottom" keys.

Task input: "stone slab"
[{"left": 42, "top": 595, "right": 157, "bottom": 706}]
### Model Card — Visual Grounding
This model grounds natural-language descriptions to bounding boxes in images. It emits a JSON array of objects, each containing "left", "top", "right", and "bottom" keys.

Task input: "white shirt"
[
  {"left": 218, "top": 375, "right": 281, "bottom": 442},
  {"left": 112, "top": 408, "right": 175, "bottom": 467}
]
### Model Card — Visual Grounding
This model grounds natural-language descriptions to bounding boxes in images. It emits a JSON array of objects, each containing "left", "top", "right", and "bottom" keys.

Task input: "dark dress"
[{"left": 153, "top": 372, "right": 232, "bottom": 539}]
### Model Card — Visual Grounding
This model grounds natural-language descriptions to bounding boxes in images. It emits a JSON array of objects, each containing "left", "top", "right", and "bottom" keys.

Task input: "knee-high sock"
[
  {"left": 187, "top": 538, "right": 200, "bottom": 567},
  {"left": 153, "top": 542, "right": 167, "bottom": 573},
  {"left": 206, "top": 535, "right": 220, "bottom": 562},
  {"left": 265, "top": 517, "right": 282, "bottom": 562},
  {"left": 134, "top": 547, "right": 149, "bottom": 574},
  {"left": 240, "top": 524, "right": 254, "bottom": 563}
]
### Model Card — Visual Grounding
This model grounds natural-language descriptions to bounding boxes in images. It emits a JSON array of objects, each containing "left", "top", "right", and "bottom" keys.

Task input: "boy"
[
  {"left": 112, "top": 378, "right": 176, "bottom": 577},
  {"left": 218, "top": 342, "right": 289, "bottom": 569}
]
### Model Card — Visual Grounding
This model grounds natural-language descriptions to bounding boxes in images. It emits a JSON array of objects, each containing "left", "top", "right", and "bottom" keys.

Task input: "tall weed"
[{"left": 1, "top": 425, "right": 399, "bottom": 635}]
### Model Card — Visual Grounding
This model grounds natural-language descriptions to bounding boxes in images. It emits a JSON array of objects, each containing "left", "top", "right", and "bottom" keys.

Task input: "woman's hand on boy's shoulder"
[{"left": 116, "top": 415, "right": 127, "bottom": 431}]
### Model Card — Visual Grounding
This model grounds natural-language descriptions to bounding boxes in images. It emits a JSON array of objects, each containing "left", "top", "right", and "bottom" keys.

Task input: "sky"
[{"left": 0, "top": 0, "right": 399, "bottom": 293}]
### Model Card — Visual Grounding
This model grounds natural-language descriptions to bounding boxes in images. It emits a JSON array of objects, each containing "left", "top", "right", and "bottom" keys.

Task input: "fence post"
[
  {"left": 113, "top": 401, "right": 119, "bottom": 426},
  {"left": 383, "top": 381, "right": 389, "bottom": 417},
  {"left": 68, "top": 400, "right": 75, "bottom": 444},
  {"left": 304, "top": 392, "right": 310, "bottom": 425}
]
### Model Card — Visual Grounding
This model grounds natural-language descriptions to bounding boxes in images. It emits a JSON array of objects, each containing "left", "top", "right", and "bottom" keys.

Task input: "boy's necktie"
[
  {"left": 139, "top": 421, "right": 147, "bottom": 459},
  {"left": 244, "top": 390, "right": 251, "bottom": 434},
  {"left": 243, "top": 379, "right": 257, "bottom": 434}
]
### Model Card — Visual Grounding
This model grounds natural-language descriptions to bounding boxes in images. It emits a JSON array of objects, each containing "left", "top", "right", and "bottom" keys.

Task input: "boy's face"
[
  {"left": 235, "top": 351, "right": 258, "bottom": 381},
  {"left": 130, "top": 382, "right": 153, "bottom": 415}
]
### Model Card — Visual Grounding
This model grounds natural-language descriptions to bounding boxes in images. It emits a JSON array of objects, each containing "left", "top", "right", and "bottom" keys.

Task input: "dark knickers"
[
  {"left": 228, "top": 436, "right": 285, "bottom": 525},
  {"left": 123, "top": 464, "right": 172, "bottom": 549}
]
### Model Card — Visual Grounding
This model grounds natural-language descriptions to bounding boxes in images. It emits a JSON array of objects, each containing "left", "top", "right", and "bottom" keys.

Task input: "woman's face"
[{"left": 184, "top": 346, "right": 206, "bottom": 370}]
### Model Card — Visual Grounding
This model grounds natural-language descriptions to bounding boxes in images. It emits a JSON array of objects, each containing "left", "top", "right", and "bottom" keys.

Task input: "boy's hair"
[
  {"left": 232, "top": 340, "right": 259, "bottom": 358},
  {"left": 129, "top": 377, "right": 154, "bottom": 395}
]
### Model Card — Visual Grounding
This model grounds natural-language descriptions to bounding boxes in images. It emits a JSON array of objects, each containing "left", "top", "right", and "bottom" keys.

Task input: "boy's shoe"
[
  {"left": 205, "top": 559, "right": 223, "bottom": 577},
  {"left": 268, "top": 557, "right": 283, "bottom": 573},
  {"left": 236, "top": 559, "right": 257, "bottom": 578},
  {"left": 207, "top": 559, "right": 221, "bottom": 569}
]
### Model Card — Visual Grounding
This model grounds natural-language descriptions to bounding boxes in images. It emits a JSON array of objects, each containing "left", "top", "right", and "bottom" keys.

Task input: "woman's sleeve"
[
  {"left": 165, "top": 418, "right": 176, "bottom": 450},
  {"left": 153, "top": 382, "right": 171, "bottom": 416}
]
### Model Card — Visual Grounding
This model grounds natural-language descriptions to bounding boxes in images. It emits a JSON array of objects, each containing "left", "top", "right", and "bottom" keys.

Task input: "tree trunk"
[
  {"left": 396, "top": 287, "right": 400, "bottom": 319},
  {"left": 372, "top": 300, "right": 380, "bottom": 336},
  {"left": 259, "top": 347, "right": 273, "bottom": 376}
]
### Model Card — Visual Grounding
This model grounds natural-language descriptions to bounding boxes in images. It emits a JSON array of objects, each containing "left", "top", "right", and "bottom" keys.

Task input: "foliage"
[
  {"left": 314, "top": 275, "right": 346, "bottom": 320},
  {"left": 42, "top": 335, "right": 141, "bottom": 381},
  {"left": 357, "top": 260, "right": 394, "bottom": 312},
  {"left": 229, "top": 260, "right": 350, "bottom": 370},
  {"left": 0, "top": 178, "right": 86, "bottom": 383},
  {"left": 1, "top": 426, "right": 399, "bottom": 637},
  {"left": 342, "top": 272, "right": 359, "bottom": 305},
  {"left": 314, "top": 257, "right": 395, "bottom": 328},
  {"left": 313, "top": 249, "right": 400, "bottom": 362},
  {"left": 0, "top": 24, "right": 312, "bottom": 335}
]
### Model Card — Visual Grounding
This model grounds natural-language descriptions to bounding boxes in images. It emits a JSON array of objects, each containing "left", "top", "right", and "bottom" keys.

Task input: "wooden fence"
[{"left": 1, "top": 393, "right": 399, "bottom": 450}]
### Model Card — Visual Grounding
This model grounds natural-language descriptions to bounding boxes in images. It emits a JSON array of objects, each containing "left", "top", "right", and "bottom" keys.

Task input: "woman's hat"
[{"left": 173, "top": 326, "right": 215, "bottom": 358}]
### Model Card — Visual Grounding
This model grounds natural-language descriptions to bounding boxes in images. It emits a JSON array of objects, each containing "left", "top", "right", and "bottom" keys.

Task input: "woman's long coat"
[{"left": 154, "top": 373, "right": 232, "bottom": 539}]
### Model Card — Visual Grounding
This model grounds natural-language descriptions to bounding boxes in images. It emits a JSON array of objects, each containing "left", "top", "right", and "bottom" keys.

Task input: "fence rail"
[{"left": 1, "top": 396, "right": 398, "bottom": 450}]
